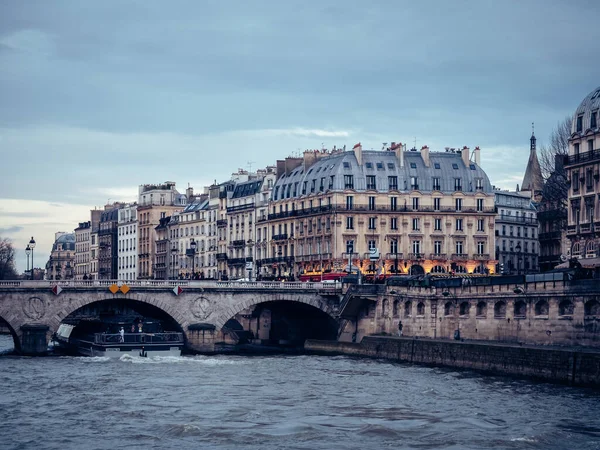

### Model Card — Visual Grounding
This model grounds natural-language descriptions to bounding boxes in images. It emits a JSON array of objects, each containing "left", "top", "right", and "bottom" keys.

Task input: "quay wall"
[{"left": 305, "top": 337, "right": 600, "bottom": 387}]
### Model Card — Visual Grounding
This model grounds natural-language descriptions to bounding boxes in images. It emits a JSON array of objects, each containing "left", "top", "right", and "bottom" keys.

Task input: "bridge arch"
[{"left": 0, "top": 314, "right": 20, "bottom": 353}]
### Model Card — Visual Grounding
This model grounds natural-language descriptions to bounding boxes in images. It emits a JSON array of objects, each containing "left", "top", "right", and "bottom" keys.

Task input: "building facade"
[
  {"left": 118, "top": 203, "right": 138, "bottom": 281},
  {"left": 266, "top": 144, "right": 497, "bottom": 279},
  {"left": 74, "top": 221, "right": 91, "bottom": 280},
  {"left": 45, "top": 232, "right": 75, "bottom": 280},
  {"left": 565, "top": 85, "right": 600, "bottom": 276},
  {"left": 494, "top": 190, "right": 539, "bottom": 274},
  {"left": 98, "top": 205, "right": 120, "bottom": 280}
]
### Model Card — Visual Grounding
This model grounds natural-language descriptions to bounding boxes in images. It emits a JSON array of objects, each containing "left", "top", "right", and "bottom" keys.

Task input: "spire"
[{"left": 522, "top": 122, "right": 543, "bottom": 201}]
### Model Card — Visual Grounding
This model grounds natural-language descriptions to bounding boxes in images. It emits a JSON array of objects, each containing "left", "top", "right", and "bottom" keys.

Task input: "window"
[
  {"left": 319, "top": 177, "right": 325, "bottom": 192},
  {"left": 412, "top": 218, "right": 420, "bottom": 231},
  {"left": 410, "top": 177, "right": 418, "bottom": 190},
  {"left": 477, "top": 241, "right": 485, "bottom": 254},
  {"left": 390, "top": 239, "right": 398, "bottom": 254},
  {"left": 365, "top": 162, "right": 373, "bottom": 169},
  {"left": 432, "top": 177, "right": 440, "bottom": 190},
  {"left": 343, "top": 161, "right": 351, "bottom": 169},
  {"left": 477, "top": 219, "right": 485, "bottom": 232},
  {"left": 368, "top": 240, "right": 376, "bottom": 250},
  {"left": 301, "top": 181, "right": 307, "bottom": 195},
  {"left": 388, "top": 176, "right": 398, "bottom": 190},
  {"left": 454, "top": 178, "right": 462, "bottom": 191},
  {"left": 591, "top": 111, "right": 597, "bottom": 129},
  {"left": 328, "top": 176, "right": 334, "bottom": 189},
  {"left": 456, "top": 218, "right": 463, "bottom": 231},
  {"left": 477, "top": 198, "right": 484, "bottom": 212},
  {"left": 412, "top": 240, "right": 421, "bottom": 254},
  {"left": 346, "top": 240, "right": 354, "bottom": 253},
  {"left": 452, "top": 163, "right": 459, "bottom": 169},
  {"left": 434, "top": 163, "right": 441, "bottom": 169},
  {"left": 390, "top": 196, "right": 398, "bottom": 211},
  {"left": 346, "top": 216, "right": 354, "bottom": 230},
  {"left": 434, "top": 240, "right": 442, "bottom": 254},
  {"left": 346, "top": 196, "right": 354, "bottom": 210},
  {"left": 310, "top": 179, "right": 316, "bottom": 193},
  {"left": 366, "top": 175, "right": 376, "bottom": 190},
  {"left": 455, "top": 198, "right": 462, "bottom": 211},
  {"left": 410, "top": 162, "right": 417, "bottom": 168},
  {"left": 434, "top": 218, "right": 442, "bottom": 231},
  {"left": 456, "top": 241, "right": 464, "bottom": 254},
  {"left": 376, "top": 162, "right": 384, "bottom": 170},
  {"left": 586, "top": 168, "right": 594, "bottom": 190},
  {"left": 590, "top": 140, "right": 595, "bottom": 152},
  {"left": 387, "top": 163, "right": 395, "bottom": 170},
  {"left": 344, "top": 175, "right": 354, "bottom": 189},
  {"left": 572, "top": 170, "right": 579, "bottom": 193},
  {"left": 368, "top": 196, "right": 376, "bottom": 210},
  {"left": 412, "top": 197, "right": 419, "bottom": 210},
  {"left": 390, "top": 217, "right": 398, "bottom": 230},
  {"left": 368, "top": 217, "right": 376, "bottom": 230},
  {"left": 470, "top": 164, "right": 476, "bottom": 170},
  {"left": 576, "top": 114, "right": 583, "bottom": 132},
  {"left": 433, "top": 198, "right": 441, "bottom": 211}
]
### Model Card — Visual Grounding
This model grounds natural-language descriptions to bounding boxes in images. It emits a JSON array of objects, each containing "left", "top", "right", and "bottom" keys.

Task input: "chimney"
[
  {"left": 353, "top": 142, "right": 363, "bottom": 166},
  {"left": 474, "top": 146, "right": 481, "bottom": 166},
  {"left": 391, "top": 142, "right": 404, "bottom": 168},
  {"left": 420, "top": 145, "right": 430, "bottom": 167},
  {"left": 554, "top": 153, "right": 564, "bottom": 172},
  {"left": 186, "top": 186, "right": 194, "bottom": 199},
  {"left": 461, "top": 146, "right": 470, "bottom": 166}
]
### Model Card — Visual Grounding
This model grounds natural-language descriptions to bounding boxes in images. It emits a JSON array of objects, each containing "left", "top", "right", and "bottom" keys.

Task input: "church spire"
[
  {"left": 522, "top": 122, "right": 543, "bottom": 202},
  {"left": 530, "top": 122, "right": 536, "bottom": 152}
]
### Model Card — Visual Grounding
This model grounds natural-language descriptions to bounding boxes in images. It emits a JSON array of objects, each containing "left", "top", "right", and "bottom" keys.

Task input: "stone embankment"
[{"left": 305, "top": 337, "right": 600, "bottom": 388}]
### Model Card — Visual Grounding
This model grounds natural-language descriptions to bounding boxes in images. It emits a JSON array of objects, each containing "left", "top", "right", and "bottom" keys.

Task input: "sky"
[{"left": 1, "top": 0, "right": 599, "bottom": 273}]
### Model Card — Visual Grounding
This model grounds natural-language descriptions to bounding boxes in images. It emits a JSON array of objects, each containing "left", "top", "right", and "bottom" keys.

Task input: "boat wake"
[{"left": 118, "top": 354, "right": 246, "bottom": 365}]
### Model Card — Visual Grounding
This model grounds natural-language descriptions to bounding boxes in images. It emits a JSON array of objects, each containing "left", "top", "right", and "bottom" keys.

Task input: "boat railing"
[{"left": 94, "top": 332, "right": 184, "bottom": 345}]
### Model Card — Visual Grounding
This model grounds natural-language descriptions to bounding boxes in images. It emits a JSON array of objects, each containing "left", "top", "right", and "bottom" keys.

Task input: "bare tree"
[
  {"left": 539, "top": 116, "right": 572, "bottom": 205},
  {"left": 0, "top": 238, "right": 18, "bottom": 280}
]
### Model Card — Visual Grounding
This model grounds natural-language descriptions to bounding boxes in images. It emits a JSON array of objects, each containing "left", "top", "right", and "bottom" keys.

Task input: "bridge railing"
[{"left": 0, "top": 279, "right": 343, "bottom": 292}]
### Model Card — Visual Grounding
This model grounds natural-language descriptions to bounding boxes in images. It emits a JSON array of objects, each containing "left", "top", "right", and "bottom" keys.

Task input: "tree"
[
  {"left": 0, "top": 238, "right": 18, "bottom": 280},
  {"left": 538, "top": 116, "right": 572, "bottom": 206}
]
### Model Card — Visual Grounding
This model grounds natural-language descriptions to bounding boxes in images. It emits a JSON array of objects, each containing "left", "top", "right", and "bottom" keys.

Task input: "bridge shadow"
[{"left": 0, "top": 316, "right": 18, "bottom": 353}]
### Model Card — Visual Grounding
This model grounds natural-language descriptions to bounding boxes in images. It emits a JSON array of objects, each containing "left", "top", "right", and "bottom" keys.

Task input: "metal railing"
[{"left": 95, "top": 332, "right": 183, "bottom": 344}]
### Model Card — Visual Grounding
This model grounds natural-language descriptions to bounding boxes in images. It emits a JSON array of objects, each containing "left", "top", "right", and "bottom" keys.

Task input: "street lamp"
[
  {"left": 189, "top": 238, "right": 197, "bottom": 279},
  {"left": 171, "top": 245, "right": 178, "bottom": 280},
  {"left": 25, "top": 244, "right": 31, "bottom": 279},
  {"left": 28, "top": 237, "right": 36, "bottom": 280},
  {"left": 515, "top": 242, "right": 522, "bottom": 275}
]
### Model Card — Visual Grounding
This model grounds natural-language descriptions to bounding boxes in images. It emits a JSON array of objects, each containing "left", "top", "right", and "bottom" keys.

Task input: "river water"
[{"left": 1, "top": 335, "right": 599, "bottom": 450}]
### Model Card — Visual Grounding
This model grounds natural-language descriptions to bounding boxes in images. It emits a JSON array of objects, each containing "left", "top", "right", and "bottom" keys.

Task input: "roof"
[
  {"left": 272, "top": 148, "right": 492, "bottom": 200},
  {"left": 182, "top": 198, "right": 209, "bottom": 213},
  {"left": 232, "top": 179, "right": 263, "bottom": 199},
  {"left": 521, "top": 134, "right": 543, "bottom": 195},
  {"left": 572, "top": 86, "right": 600, "bottom": 134}
]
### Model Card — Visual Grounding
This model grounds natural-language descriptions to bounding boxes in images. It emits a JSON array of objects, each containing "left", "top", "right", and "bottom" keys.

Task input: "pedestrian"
[
  {"left": 131, "top": 324, "right": 136, "bottom": 333},
  {"left": 138, "top": 323, "right": 143, "bottom": 333},
  {"left": 119, "top": 327, "right": 125, "bottom": 342},
  {"left": 398, "top": 321, "right": 403, "bottom": 337}
]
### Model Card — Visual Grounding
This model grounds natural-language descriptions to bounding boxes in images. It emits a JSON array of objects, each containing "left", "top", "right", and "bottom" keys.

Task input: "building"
[
  {"left": 90, "top": 228, "right": 99, "bottom": 280},
  {"left": 564, "top": 85, "right": 600, "bottom": 276},
  {"left": 520, "top": 129, "right": 544, "bottom": 202},
  {"left": 266, "top": 143, "right": 497, "bottom": 279},
  {"left": 117, "top": 203, "right": 138, "bottom": 281},
  {"left": 98, "top": 205, "right": 121, "bottom": 280},
  {"left": 494, "top": 190, "right": 539, "bottom": 274},
  {"left": 154, "top": 216, "right": 171, "bottom": 280},
  {"left": 45, "top": 232, "right": 75, "bottom": 280},
  {"left": 137, "top": 182, "right": 186, "bottom": 279},
  {"left": 74, "top": 221, "right": 91, "bottom": 280}
]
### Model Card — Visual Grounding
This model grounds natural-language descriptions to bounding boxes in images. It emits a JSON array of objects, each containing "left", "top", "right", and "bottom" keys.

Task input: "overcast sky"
[{"left": 1, "top": 0, "right": 599, "bottom": 273}]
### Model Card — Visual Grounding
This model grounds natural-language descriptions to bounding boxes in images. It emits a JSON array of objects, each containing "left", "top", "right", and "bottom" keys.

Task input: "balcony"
[
  {"left": 232, "top": 240, "right": 246, "bottom": 247},
  {"left": 429, "top": 253, "right": 447, "bottom": 260},
  {"left": 580, "top": 223, "right": 592, "bottom": 234},
  {"left": 567, "top": 225, "right": 578, "bottom": 236},
  {"left": 564, "top": 149, "right": 600, "bottom": 166},
  {"left": 408, "top": 253, "right": 424, "bottom": 260},
  {"left": 496, "top": 215, "right": 537, "bottom": 225},
  {"left": 272, "top": 233, "right": 288, "bottom": 241},
  {"left": 451, "top": 253, "right": 469, "bottom": 260},
  {"left": 227, "top": 203, "right": 254, "bottom": 213},
  {"left": 385, "top": 253, "right": 404, "bottom": 260},
  {"left": 473, "top": 254, "right": 490, "bottom": 260},
  {"left": 217, "top": 219, "right": 227, "bottom": 227},
  {"left": 216, "top": 253, "right": 228, "bottom": 261},
  {"left": 310, "top": 253, "right": 332, "bottom": 261},
  {"left": 228, "top": 257, "right": 252, "bottom": 266}
]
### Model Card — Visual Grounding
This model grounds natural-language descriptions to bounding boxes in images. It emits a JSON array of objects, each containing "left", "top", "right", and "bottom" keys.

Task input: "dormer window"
[
  {"left": 343, "top": 162, "right": 351, "bottom": 169},
  {"left": 376, "top": 162, "right": 384, "bottom": 170},
  {"left": 410, "top": 162, "right": 417, "bottom": 169},
  {"left": 452, "top": 163, "right": 459, "bottom": 170},
  {"left": 434, "top": 163, "right": 441, "bottom": 169},
  {"left": 592, "top": 111, "right": 598, "bottom": 129},
  {"left": 365, "top": 162, "right": 373, "bottom": 169},
  {"left": 387, "top": 163, "right": 395, "bottom": 170},
  {"left": 577, "top": 115, "right": 583, "bottom": 132}
]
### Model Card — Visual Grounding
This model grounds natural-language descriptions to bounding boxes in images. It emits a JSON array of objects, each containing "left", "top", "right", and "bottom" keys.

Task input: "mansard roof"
[
  {"left": 231, "top": 179, "right": 263, "bottom": 199},
  {"left": 572, "top": 86, "right": 600, "bottom": 134},
  {"left": 271, "top": 148, "right": 492, "bottom": 201}
]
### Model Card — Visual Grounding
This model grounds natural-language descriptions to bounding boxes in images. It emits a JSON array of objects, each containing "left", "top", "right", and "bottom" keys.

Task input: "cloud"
[{"left": 0, "top": 226, "right": 23, "bottom": 234}]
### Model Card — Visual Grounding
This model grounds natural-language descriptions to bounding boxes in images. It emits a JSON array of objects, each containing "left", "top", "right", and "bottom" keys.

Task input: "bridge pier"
[
  {"left": 186, "top": 324, "right": 216, "bottom": 353},
  {"left": 20, "top": 324, "right": 49, "bottom": 356}
]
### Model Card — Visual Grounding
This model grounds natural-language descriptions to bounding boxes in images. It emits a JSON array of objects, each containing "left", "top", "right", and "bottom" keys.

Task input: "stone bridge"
[{"left": 0, "top": 280, "right": 343, "bottom": 354}]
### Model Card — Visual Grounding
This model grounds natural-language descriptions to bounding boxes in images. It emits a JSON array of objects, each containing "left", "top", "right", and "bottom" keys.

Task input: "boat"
[{"left": 53, "top": 320, "right": 184, "bottom": 358}]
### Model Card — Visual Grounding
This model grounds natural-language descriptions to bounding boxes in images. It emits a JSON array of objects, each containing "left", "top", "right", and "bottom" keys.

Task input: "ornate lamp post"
[
  {"left": 189, "top": 238, "right": 197, "bottom": 279},
  {"left": 171, "top": 244, "right": 178, "bottom": 280},
  {"left": 25, "top": 244, "right": 31, "bottom": 279},
  {"left": 515, "top": 242, "right": 522, "bottom": 275},
  {"left": 28, "top": 237, "right": 36, "bottom": 280}
]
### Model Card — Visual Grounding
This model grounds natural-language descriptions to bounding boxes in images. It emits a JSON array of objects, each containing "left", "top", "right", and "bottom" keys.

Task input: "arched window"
[
  {"left": 559, "top": 300, "right": 574, "bottom": 317},
  {"left": 586, "top": 241, "right": 597, "bottom": 257},
  {"left": 417, "top": 302, "right": 425, "bottom": 316},
  {"left": 535, "top": 300, "right": 549, "bottom": 316},
  {"left": 585, "top": 300, "right": 599, "bottom": 317},
  {"left": 572, "top": 242, "right": 581, "bottom": 257},
  {"left": 404, "top": 301, "right": 412, "bottom": 318},
  {"left": 459, "top": 301, "right": 470, "bottom": 316},
  {"left": 393, "top": 300, "right": 399, "bottom": 317},
  {"left": 444, "top": 301, "right": 454, "bottom": 316},
  {"left": 494, "top": 301, "right": 506, "bottom": 319},
  {"left": 473, "top": 264, "right": 487, "bottom": 274},
  {"left": 409, "top": 265, "right": 424, "bottom": 275},
  {"left": 514, "top": 300, "right": 527, "bottom": 318},
  {"left": 431, "top": 265, "right": 446, "bottom": 274},
  {"left": 382, "top": 299, "right": 389, "bottom": 317},
  {"left": 454, "top": 265, "right": 467, "bottom": 273},
  {"left": 476, "top": 301, "right": 487, "bottom": 318}
]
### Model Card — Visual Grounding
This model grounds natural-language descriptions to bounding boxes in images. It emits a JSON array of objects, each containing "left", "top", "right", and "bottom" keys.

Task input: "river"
[{"left": 1, "top": 334, "right": 599, "bottom": 449}]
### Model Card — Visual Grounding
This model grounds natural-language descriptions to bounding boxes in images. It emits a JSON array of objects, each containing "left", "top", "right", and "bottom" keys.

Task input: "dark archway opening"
[{"left": 0, "top": 316, "right": 18, "bottom": 354}]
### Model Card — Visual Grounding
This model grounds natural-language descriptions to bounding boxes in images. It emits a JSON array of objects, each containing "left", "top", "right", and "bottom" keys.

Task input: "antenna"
[
  {"left": 247, "top": 161, "right": 256, "bottom": 172},
  {"left": 382, "top": 142, "right": 388, "bottom": 150},
  {"left": 532, "top": 121, "right": 535, "bottom": 135},
  {"left": 414, "top": 137, "right": 417, "bottom": 149}
]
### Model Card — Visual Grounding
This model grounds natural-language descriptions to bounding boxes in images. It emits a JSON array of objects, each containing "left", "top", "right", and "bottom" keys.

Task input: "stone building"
[
  {"left": 117, "top": 203, "right": 138, "bottom": 281},
  {"left": 267, "top": 143, "right": 496, "bottom": 279},
  {"left": 520, "top": 130, "right": 544, "bottom": 202},
  {"left": 89, "top": 228, "right": 99, "bottom": 280},
  {"left": 565, "top": 85, "right": 600, "bottom": 276},
  {"left": 154, "top": 216, "right": 171, "bottom": 280},
  {"left": 494, "top": 190, "right": 539, "bottom": 274},
  {"left": 137, "top": 182, "right": 186, "bottom": 279},
  {"left": 74, "top": 221, "right": 91, "bottom": 280},
  {"left": 45, "top": 232, "right": 75, "bottom": 280}
]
